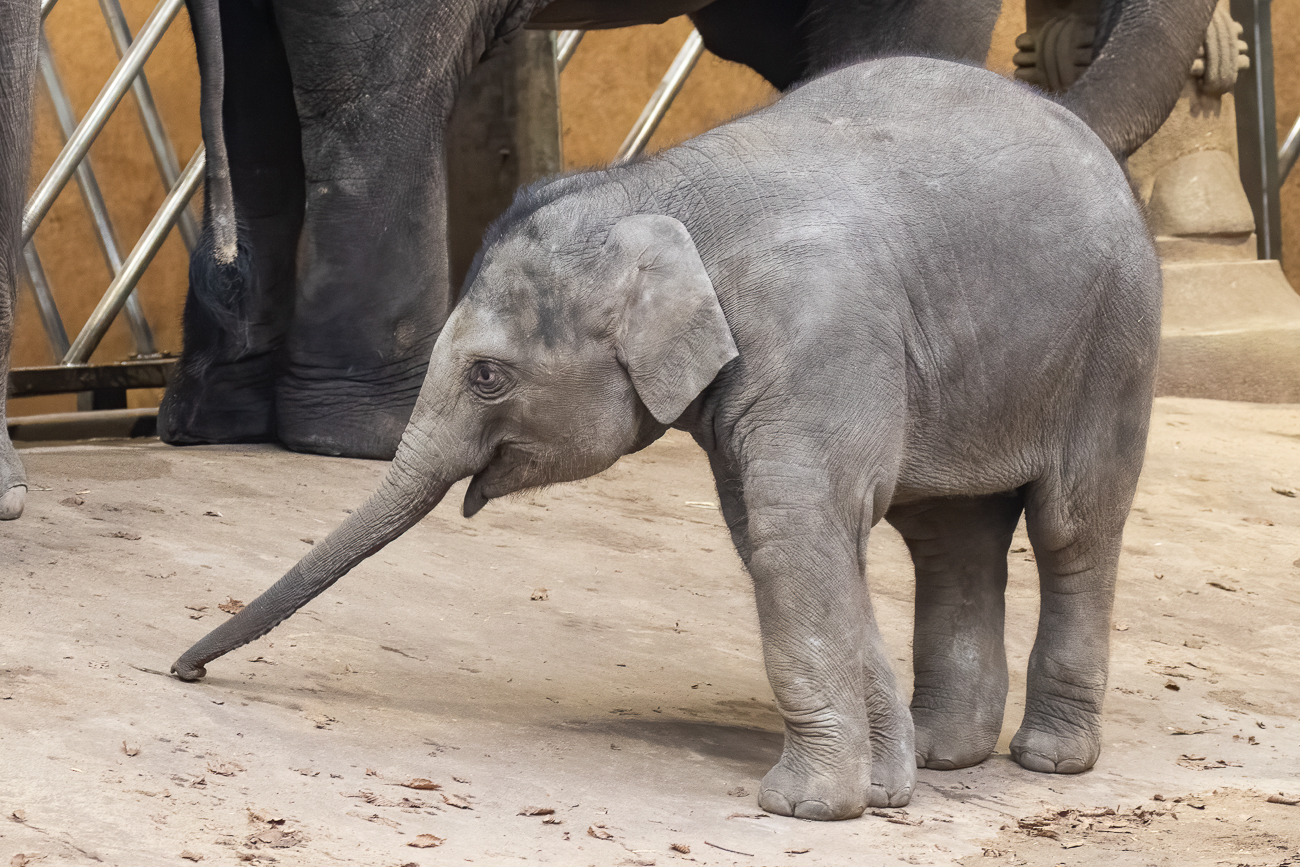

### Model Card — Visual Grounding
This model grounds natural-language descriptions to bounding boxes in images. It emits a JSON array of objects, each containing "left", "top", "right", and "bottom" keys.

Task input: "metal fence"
[{"left": 12, "top": 0, "right": 202, "bottom": 413}]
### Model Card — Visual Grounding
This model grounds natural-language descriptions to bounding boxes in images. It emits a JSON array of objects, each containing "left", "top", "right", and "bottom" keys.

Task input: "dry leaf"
[
  {"left": 247, "top": 826, "right": 302, "bottom": 849},
  {"left": 203, "top": 510, "right": 222, "bottom": 517},
  {"left": 441, "top": 793, "right": 472, "bottom": 810},
  {"left": 218, "top": 597, "right": 245, "bottom": 614},
  {"left": 1267, "top": 793, "right": 1300, "bottom": 805},
  {"left": 122, "top": 742, "right": 140, "bottom": 757},
  {"left": 407, "top": 834, "right": 444, "bottom": 849},
  {"left": 207, "top": 761, "right": 244, "bottom": 776},
  {"left": 11, "top": 810, "right": 27, "bottom": 823},
  {"left": 670, "top": 843, "right": 690, "bottom": 854},
  {"left": 247, "top": 808, "right": 285, "bottom": 825},
  {"left": 400, "top": 778, "right": 441, "bottom": 790},
  {"left": 180, "top": 852, "right": 203, "bottom": 862},
  {"left": 519, "top": 806, "right": 555, "bottom": 816},
  {"left": 1271, "top": 487, "right": 1296, "bottom": 498},
  {"left": 543, "top": 817, "right": 562, "bottom": 825},
  {"left": 587, "top": 824, "right": 615, "bottom": 841}
]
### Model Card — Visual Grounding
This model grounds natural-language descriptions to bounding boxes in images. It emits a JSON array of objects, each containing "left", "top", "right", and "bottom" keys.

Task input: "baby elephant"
[{"left": 173, "top": 56, "right": 1160, "bottom": 820}]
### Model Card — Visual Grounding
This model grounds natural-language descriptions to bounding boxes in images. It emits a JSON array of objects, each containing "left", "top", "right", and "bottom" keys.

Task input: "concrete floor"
[{"left": 1, "top": 397, "right": 1298, "bottom": 866}]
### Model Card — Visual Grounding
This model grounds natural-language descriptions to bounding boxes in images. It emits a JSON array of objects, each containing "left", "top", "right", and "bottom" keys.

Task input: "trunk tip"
[{"left": 171, "top": 657, "right": 208, "bottom": 682}]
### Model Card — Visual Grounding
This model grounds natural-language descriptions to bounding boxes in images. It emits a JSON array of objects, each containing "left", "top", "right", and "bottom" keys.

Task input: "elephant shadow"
[{"left": 555, "top": 713, "right": 783, "bottom": 774}]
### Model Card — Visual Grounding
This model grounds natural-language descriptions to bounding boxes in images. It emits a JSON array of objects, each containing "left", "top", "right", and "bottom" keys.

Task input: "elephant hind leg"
[
  {"left": 158, "top": 0, "right": 304, "bottom": 447},
  {"left": 887, "top": 492, "right": 1023, "bottom": 771}
]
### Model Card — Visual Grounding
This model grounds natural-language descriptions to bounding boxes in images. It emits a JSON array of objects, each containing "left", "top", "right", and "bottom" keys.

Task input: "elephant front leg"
[
  {"left": 741, "top": 507, "right": 914, "bottom": 820},
  {"left": 269, "top": 0, "right": 480, "bottom": 460}
]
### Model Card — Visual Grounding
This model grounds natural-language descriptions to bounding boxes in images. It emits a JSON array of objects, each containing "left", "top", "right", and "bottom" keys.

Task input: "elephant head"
[{"left": 172, "top": 205, "right": 738, "bottom": 680}]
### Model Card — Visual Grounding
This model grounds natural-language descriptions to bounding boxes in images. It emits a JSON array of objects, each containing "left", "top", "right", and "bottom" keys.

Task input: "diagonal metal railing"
[
  {"left": 12, "top": 0, "right": 203, "bottom": 410},
  {"left": 10, "top": 14, "right": 704, "bottom": 419}
]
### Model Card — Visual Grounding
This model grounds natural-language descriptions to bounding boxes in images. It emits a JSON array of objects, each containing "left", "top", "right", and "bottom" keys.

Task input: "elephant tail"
[
  {"left": 188, "top": 0, "right": 238, "bottom": 264},
  {"left": 170, "top": 445, "right": 454, "bottom": 682},
  {"left": 1051, "top": 0, "right": 1217, "bottom": 158}
]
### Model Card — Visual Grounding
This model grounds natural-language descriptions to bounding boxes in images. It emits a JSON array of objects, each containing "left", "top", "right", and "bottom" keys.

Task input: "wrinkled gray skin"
[
  {"left": 0, "top": 0, "right": 38, "bottom": 521},
  {"left": 173, "top": 57, "right": 1161, "bottom": 820}
]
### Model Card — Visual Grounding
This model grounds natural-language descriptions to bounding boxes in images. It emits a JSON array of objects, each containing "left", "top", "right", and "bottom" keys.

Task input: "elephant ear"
[{"left": 605, "top": 215, "right": 739, "bottom": 425}]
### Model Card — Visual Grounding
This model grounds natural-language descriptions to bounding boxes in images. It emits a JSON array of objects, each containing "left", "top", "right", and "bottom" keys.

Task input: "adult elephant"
[
  {"left": 158, "top": 0, "right": 1215, "bottom": 460},
  {"left": 0, "top": 0, "right": 38, "bottom": 520}
]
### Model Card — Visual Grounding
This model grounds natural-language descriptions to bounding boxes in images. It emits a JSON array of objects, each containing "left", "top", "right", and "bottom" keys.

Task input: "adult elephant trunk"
[{"left": 171, "top": 434, "right": 458, "bottom": 681}]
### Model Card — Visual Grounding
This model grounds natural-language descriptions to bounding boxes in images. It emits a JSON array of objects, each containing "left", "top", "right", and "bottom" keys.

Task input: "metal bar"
[
  {"left": 1231, "top": 0, "right": 1281, "bottom": 261},
  {"left": 20, "top": 244, "right": 72, "bottom": 360},
  {"left": 22, "top": 0, "right": 185, "bottom": 244},
  {"left": 8, "top": 359, "right": 175, "bottom": 398},
  {"left": 98, "top": 0, "right": 199, "bottom": 251},
  {"left": 613, "top": 29, "right": 704, "bottom": 165},
  {"left": 40, "top": 0, "right": 58, "bottom": 20},
  {"left": 556, "top": 29, "right": 584, "bottom": 71},
  {"left": 63, "top": 146, "right": 205, "bottom": 365},
  {"left": 38, "top": 34, "right": 158, "bottom": 357},
  {"left": 7, "top": 407, "right": 160, "bottom": 443},
  {"left": 1280, "top": 112, "right": 1300, "bottom": 184}
]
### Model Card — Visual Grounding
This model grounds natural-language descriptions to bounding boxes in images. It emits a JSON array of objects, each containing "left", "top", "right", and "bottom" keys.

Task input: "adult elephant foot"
[
  {"left": 274, "top": 357, "right": 427, "bottom": 460},
  {"left": 0, "top": 444, "right": 25, "bottom": 521},
  {"left": 1009, "top": 723, "right": 1100, "bottom": 775},
  {"left": 158, "top": 351, "right": 278, "bottom": 446}
]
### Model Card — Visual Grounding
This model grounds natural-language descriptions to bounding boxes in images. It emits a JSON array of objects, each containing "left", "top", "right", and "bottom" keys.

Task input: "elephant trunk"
[{"left": 171, "top": 438, "right": 454, "bottom": 681}]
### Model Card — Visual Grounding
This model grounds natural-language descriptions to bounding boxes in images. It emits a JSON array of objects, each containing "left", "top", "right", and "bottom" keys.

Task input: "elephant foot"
[
  {"left": 1, "top": 439, "right": 26, "bottom": 520},
  {"left": 275, "top": 360, "right": 426, "bottom": 460},
  {"left": 912, "top": 705, "right": 1002, "bottom": 770},
  {"left": 1009, "top": 723, "right": 1100, "bottom": 775},
  {"left": 758, "top": 751, "right": 870, "bottom": 821},
  {"left": 158, "top": 352, "right": 278, "bottom": 446},
  {"left": 1, "top": 484, "right": 25, "bottom": 521},
  {"left": 869, "top": 695, "right": 916, "bottom": 806}
]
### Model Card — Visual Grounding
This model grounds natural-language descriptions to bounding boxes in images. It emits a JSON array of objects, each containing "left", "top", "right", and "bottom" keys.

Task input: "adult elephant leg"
[
  {"left": 887, "top": 493, "right": 1023, "bottom": 770},
  {"left": 688, "top": 0, "right": 808, "bottom": 90},
  {"left": 801, "top": 0, "right": 1002, "bottom": 76},
  {"left": 270, "top": 0, "right": 479, "bottom": 459},
  {"left": 158, "top": 0, "right": 305, "bottom": 446},
  {"left": 0, "top": 0, "right": 38, "bottom": 521}
]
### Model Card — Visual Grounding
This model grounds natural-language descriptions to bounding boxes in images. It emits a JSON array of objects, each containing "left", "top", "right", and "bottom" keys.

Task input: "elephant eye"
[{"left": 469, "top": 360, "right": 509, "bottom": 398}]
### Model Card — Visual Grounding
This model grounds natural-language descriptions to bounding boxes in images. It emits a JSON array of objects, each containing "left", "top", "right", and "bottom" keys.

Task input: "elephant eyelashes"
[{"left": 469, "top": 360, "right": 510, "bottom": 399}]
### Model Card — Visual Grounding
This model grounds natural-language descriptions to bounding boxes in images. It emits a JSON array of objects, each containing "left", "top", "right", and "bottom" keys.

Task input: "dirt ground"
[{"left": 2, "top": 396, "right": 1298, "bottom": 866}]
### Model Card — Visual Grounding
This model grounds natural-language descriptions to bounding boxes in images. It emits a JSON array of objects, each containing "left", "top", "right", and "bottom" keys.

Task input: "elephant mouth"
[{"left": 463, "top": 471, "right": 491, "bottom": 518}]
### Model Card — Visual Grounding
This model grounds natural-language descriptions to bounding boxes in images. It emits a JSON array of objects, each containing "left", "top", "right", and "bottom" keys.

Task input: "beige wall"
[{"left": 14, "top": 2, "right": 1297, "bottom": 418}]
